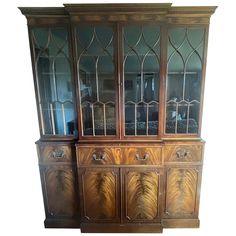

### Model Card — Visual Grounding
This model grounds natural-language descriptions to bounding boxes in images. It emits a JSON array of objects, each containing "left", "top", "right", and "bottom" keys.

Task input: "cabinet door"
[
  {"left": 79, "top": 168, "right": 120, "bottom": 222},
  {"left": 165, "top": 27, "right": 206, "bottom": 135},
  {"left": 164, "top": 167, "right": 201, "bottom": 218},
  {"left": 30, "top": 27, "right": 76, "bottom": 136},
  {"left": 75, "top": 25, "right": 118, "bottom": 138},
  {"left": 122, "top": 167, "right": 163, "bottom": 222},
  {"left": 40, "top": 165, "right": 77, "bottom": 217},
  {"left": 122, "top": 25, "right": 161, "bottom": 137}
]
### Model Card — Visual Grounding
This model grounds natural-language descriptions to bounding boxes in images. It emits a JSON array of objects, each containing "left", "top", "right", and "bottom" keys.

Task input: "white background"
[{"left": 0, "top": 0, "right": 235, "bottom": 235}]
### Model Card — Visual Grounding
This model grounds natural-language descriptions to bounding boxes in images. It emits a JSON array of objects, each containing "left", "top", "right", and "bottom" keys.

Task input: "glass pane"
[
  {"left": 166, "top": 27, "right": 205, "bottom": 134},
  {"left": 123, "top": 25, "right": 160, "bottom": 136},
  {"left": 77, "top": 26, "right": 116, "bottom": 136},
  {"left": 32, "top": 27, "right": 76, "bottom": 136}
]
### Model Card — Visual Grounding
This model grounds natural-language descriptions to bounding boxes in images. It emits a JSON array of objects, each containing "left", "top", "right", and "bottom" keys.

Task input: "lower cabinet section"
[{"left": 37, "top": 141, "right": 204, "bottom": 232}]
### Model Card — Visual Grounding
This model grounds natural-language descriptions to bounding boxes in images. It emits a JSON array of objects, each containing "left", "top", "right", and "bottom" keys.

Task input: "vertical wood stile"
[
  {"left": 62, "top": 103, "right": 66, "bottom": 135},
  {"left": 50, "top": 103, "right": 55, "bottom": 135}
]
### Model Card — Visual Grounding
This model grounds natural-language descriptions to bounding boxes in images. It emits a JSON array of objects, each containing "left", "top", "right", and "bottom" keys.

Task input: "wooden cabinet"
[{"left": 19, "top": 3, "right": 216, "bottom": 233}]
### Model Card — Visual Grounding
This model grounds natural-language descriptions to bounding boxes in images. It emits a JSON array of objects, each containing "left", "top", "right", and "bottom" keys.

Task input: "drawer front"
[
  {"left": 77, "top": 146, "right": 162, "bottom": 166},
  {"left": 77, "top": 147, "right": 121, "bottom": 165},
  {"left": 37, "top": 143, "right": 74, "bottom": 163},
  {"left": 122, "top": 147, "right": 162, "bottom": 165},
  {"left": 163, "top": 145, "right": 202, "bottom": 163}
]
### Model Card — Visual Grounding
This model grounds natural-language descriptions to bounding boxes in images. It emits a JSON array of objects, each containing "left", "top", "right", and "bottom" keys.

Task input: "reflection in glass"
[
  {"left": 77, "top": 26, "right": 116, "bottom": 136},
  {"left": 123, "top": 25, "right": 160, "bottom": 136},
  {"left": 166, "top": 28, "right": 205, "bottom": 134},
  {"left": 32, "top": 28, "right": 76, "bottom": 136}
]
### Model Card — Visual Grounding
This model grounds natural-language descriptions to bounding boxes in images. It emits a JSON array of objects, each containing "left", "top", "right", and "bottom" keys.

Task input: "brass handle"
[
  {"left": 92, "top": 153, "right": 105, "bottom": 161},
  {"left": 51, "top": 149, "right": 65, "bottom": 159},
  {"left": 176, "top": 149, "right": 190, "bottom": 159},
  {"left": 135, "top": 153, "right": 149, "bottom": 161}
]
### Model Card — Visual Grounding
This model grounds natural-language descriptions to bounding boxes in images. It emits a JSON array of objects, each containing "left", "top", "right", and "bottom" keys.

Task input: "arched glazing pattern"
[
  {"left": 32, "top": 28, "right": 76, "bottom": 136},
  {"left": 76, "top": 26, "right": 116, "bottom": 136},
  {"left": 123, "top": 25, "right": 160, "bottom": 136},
  {"left": 166, "top": 28, "right": 205, "bottom": 134}
]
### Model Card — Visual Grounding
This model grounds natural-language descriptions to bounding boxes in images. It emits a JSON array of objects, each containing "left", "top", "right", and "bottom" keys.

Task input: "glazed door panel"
[
  {"left": 165, "top": 27, "right": 206, "bottom": 135},
  {"left": 122, "top": 167, "right": 162, "bottom": 222},
  {"left": 75, "top": 25, "right": 118, "bottom": 138},
  {"left": 79, "top": 167, "right": 120, "bottom": 222},
  {"left": 40, "top": 165, "right": 77, "bottom": 217},
  {"left": 165, "top": 167, "right": 201, "bottom": 218},
  {"left": 30, "top": 27, "right": 77, "bottom": 137},
  {"left": 122, "top": 25, "right": 161, "bottom": 137}
]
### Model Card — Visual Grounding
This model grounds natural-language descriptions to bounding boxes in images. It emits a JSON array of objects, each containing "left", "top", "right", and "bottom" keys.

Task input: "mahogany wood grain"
[
  {"left": 163, "top": 144, "right": 203, "bottom": 163},
  {"left": 123, "top": 168, "right": 162, "bottom": 222},
  {"left": 164, "top": 166, "right": 202, "bottom": 218},
  {"left": 37, "top": 142, "right": 75, "bottom": 164},
  {"left": 78, "top": 167, "right": 120, "bottom": 222},
  {"left": 40, "top": 165, "right": 77, "bottom": 217}
]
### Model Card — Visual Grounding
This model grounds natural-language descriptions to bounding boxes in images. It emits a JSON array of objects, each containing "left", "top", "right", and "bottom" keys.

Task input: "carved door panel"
[
  {"left": 165, "top": 167, "right": 201, "bottom": 218},
  {"left": 122, "top": 167, "right": 163, "bottom": 223},
  {"left": 79, "top": 167, "right": 120, "bottom": 222},
  {"left": 40, "top": 165, "right": 77, "bottom": 217}
]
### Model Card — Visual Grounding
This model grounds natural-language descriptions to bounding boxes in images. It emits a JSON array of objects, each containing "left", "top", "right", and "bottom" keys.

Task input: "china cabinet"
[{"left": 19, "top": 3, "right": 216, "bottom": 233}]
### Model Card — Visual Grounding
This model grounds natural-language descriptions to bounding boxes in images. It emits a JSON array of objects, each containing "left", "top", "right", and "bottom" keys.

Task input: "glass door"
[
  {"left": 122, "top": 25, "right": 161, "bottom": 137},
  {"left": 31, "top": 27, "right": 76, "bottom": 137},
  {"left": 76, "top": 25, "right": 117, "bottom": 137},
  {"left": 165, "top": 27, "right": 205, "bottom": 134}
]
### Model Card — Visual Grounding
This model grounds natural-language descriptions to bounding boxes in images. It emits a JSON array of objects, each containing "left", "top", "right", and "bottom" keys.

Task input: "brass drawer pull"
[
  {"left": 51, "top": 149, "right": 65, "bottom": 159},
  {"left": 92, "top": 153, "right": 105, "bottom": 161},
  {"left": 176, "top": 149, "right": 190, "bottom": 159},
  {"left": 135, "top": 153, "right": 149, "bottom": 161}
]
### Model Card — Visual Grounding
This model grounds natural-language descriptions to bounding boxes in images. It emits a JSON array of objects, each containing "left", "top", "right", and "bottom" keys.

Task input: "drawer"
[
  {"left": 122, "top": 147, "right": 162, "bottom": 165},
  {"left": 37, "top": 143, "right": 74, "bottom": 163},
  {"left": 163, "top": 144, "right": 202, "bottom": 163},
  {"left": 77, "top": 146, "right": 162, "bottom": 166},
  {"left": 77, "top": 147, "right": 121, "bottom": 165}
]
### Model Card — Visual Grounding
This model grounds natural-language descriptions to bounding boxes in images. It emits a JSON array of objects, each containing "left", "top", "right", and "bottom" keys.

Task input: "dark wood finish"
[
  {"left": 121, "top": 147, "right": 162, "bottom": 165},
  {"left": 163, "top": 144, "right": 203, "bottom": 163},
  {"left": 19, "top": 3, "right": 216, "bottom": 233},
  {"left": 81, "top": 223, "right": 163, "bottom": 233},
  {"left": 40, "top": 165, "right": 77, "bottom": 217},
  {"left": 37, "top": 142, "right": 75, "bottom": 164},
  {"left": 162, "top": 218, "right": 199, "bottom": 228},
  {"left": 44, "top": 218, "right": 80, "bottom": 228},
  {"left": 77, "top": 145, "right": 162, "bottom": 165}
]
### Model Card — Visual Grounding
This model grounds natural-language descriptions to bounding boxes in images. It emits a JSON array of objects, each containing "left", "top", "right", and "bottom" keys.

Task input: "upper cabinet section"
[{"left": 19, "top": 3, "right": 217, "bottom": 141}]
